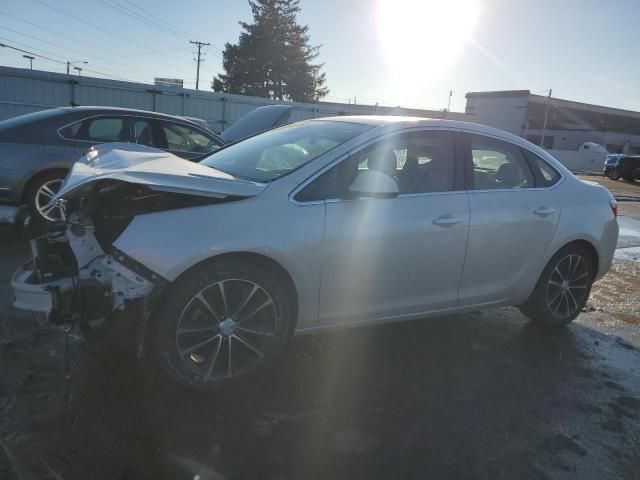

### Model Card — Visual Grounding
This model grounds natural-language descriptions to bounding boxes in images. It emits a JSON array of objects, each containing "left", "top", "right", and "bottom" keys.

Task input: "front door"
[{"left": 310, "top": 129, "right": 470, "bottom": 325}]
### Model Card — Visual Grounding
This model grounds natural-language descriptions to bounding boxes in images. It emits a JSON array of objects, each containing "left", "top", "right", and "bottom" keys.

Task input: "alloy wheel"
[
  {"left": 545, "top": 254, "right": 590, "bottom": 319},
  {"left": 175, "top": 278, "right": 278, "bottom": 383},
  {"left": 34, "top": 179, "right": 65, "bottom": 221}
]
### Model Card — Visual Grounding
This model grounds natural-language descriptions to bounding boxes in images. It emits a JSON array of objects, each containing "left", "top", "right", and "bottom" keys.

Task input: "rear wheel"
[
  {"left": 151, "top": 261, "right": 291, "bottom": 391},
  {"left": 24, "top": 170, "right": 67, "bottom": 221},
  {"left": 520, "top": 245, "right": 595, "bottom": 327}
]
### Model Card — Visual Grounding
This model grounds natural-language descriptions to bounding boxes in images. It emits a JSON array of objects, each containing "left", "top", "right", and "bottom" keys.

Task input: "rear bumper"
[{"left": 595, "top": 218, "right": 619, "bottom": 280}]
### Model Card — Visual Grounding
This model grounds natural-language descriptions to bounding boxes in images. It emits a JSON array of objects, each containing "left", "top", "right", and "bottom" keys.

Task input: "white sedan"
[{"left": 12, "top": 116, "right": 619, "bottom": 391}]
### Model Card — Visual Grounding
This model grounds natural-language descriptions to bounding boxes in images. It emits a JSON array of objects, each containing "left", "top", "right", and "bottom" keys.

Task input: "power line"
[
  {"left": 190, "top": 40, "right": 210, "bottom": 90},
  {"left": 117, "top": 46, "right": 192, "bottom": 58},
  {"left": 0, "top": 10, "right": 95, "bottom": 47},
  {"left": 95, "top": 0, "right": 225, "bottom": 58},
  {"left": 118, "top": 0, "right": 224, "bottom": 56},
  {"left": 96, "top": 0, "right": 177, "bottom": 34},
  {"left": 0, "top": 11, "right": 193, "bottom": 64},
  {"left": 0, "top": 25, "right": 159, "bottom": 78},
  {"left": 203, "top": 44, "right": 224, "bottom": 56},
  {"left": 0, "top": 38, "right": 143, "bottom": 81},
  {"left": 0, "top": 40, "right": 65, "bottom": 65},
  {"left": 33, "top": 0, "right": 162, "bottom": 53},
  {"left": 120, "top": 0, "right": 192, "bottom": 37}
]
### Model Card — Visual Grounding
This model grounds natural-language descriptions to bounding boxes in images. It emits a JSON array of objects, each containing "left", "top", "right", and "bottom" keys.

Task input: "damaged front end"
[
  {"left": 11, "top": 143, "right": 263, "bottom": 347},
  {"left": 12, "top": 185, "right": 200, "bottom": 327}
]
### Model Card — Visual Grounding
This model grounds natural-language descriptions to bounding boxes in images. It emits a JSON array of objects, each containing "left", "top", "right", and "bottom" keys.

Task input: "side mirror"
[{"left": 348, "top": 170, "right": 399, "bottom": 199}]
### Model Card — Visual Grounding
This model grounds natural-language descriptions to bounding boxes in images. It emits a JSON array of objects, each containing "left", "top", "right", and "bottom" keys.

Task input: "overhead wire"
[
  {"left": 0, "top": 38, "right": 147, "bottom": 81},
  {"left": 5, "top": 0, "right": 227, "bottom": 85},
  {"left": 0, "top": 25, "right": 154, "bottom": 76},
  {"left": 32, "top": 0, "right": 163, "bottom": 53}
]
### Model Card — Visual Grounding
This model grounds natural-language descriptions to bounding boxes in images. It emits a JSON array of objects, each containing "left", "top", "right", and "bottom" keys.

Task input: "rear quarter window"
[{"left": 522, "top": 149, "right": 561, "bottom": 187}]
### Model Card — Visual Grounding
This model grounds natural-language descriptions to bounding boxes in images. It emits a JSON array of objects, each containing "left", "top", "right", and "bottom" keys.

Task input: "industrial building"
[
  {"left": 2, "top": 66, "right": 640, "bottom": 165},
  {"left": 465, "top": 90, "right": 640, "bottom": 154}
]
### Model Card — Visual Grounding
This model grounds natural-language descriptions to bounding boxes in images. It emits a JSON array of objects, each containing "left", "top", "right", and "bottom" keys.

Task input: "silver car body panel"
[
  {"left": 12, "top": 117, "right": 619, "bottom": 333},
  {"left": 50, "top": 143, "right": 266, "bottom": 203}
]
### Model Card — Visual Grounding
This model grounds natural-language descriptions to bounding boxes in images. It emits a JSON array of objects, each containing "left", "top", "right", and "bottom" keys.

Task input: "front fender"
[{"left": 112, "top": 193, "right": 325, "bottom": 331}]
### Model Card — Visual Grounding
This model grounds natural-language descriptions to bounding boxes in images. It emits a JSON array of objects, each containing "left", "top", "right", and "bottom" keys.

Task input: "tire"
[
  {"left": 607, "top": 168, "right": 620, "bottom": 181},
  {"left": 24, "top": 170, "right": 68, "bottom": 222},
  {"left": 150, "top": 260, "right": 291, "bottom": 391},
  {"left": 519, "top": 245, "right": 595, "bottom": 327}
]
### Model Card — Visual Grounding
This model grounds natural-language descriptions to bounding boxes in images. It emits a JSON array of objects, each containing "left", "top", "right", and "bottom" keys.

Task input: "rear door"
[
  {"left": 458, "top": 133, "right": 560, "bottom": 306},
  {"left": 60, "top": 116, "right": 131, "bottom": 158}
]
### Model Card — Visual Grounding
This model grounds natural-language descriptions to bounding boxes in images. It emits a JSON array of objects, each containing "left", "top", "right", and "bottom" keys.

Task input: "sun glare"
[{"left": 377, "top": 0, "right": 479, "bottom": 101}]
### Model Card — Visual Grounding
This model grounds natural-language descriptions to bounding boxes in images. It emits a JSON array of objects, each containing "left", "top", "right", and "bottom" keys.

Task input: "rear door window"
[
  {"left": 61, "top": 117, "right": 128, "bottom": 143},
  {"left": 468, "top": 134, "right": 535, "bottom": 190}
]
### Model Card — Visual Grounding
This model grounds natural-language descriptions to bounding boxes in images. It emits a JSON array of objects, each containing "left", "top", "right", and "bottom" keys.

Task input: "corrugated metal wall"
[{"left": 0, "top": 66, "right": 470, "bottom": 131}]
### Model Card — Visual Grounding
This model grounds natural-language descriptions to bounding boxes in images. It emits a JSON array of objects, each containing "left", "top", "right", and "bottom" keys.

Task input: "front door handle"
[
  {"left": 433, "top": 215, "right": 462, "bottom": 227},
  {"left": 533, "top": 207, "right": 556, "bottom": 217}
]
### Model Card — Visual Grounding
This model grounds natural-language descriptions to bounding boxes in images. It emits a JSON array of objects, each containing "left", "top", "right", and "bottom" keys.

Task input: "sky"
[{"left": 0, "top": 0, "right": 639, "bottom": 113}]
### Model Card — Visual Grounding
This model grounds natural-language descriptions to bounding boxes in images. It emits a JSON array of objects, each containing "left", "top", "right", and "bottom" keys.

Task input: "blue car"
[{"left": 0, "top": 105, "right": 291, "bottom": 221}]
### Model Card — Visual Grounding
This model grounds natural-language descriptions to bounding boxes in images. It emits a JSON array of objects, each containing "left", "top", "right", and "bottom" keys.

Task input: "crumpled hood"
[{"left": 51, "top": 143, "right": 266, "bottom": 202}]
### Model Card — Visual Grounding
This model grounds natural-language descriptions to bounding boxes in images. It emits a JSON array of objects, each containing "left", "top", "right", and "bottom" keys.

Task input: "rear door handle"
[
  {"left": 433, "top": 215, "right": 462, "bottom": 227},
  {"left": 534, "top": 207, "right": 556, "bottom": 217}
]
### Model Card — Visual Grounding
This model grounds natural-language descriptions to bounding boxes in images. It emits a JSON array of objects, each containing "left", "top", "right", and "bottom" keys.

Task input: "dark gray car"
[{"left": 0, "top": 104, "right": 292, "bottom": 221}]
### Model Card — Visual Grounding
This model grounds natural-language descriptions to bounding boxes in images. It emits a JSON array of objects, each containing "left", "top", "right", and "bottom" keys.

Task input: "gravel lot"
[{"left": 1, "top": 174, "right": 639, "bottom": 480}]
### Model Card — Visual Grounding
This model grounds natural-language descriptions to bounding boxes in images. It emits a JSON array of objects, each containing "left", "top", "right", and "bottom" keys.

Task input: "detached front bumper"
[{"left": 11, "top": 263, "right": 74, "bottom": 315}]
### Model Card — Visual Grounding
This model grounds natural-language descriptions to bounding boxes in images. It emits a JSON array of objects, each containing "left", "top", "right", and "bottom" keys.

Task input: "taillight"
[{"left": 610, "top": 200, "right": 618, "bottom": 217}]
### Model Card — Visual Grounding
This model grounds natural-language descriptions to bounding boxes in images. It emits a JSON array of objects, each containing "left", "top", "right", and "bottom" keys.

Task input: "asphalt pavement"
[
  {"left": 1, "top": 251, "right": 640, "bottom": 479},
  {"left": 1, "top": 176, "right": 640, "bottom": 479}
]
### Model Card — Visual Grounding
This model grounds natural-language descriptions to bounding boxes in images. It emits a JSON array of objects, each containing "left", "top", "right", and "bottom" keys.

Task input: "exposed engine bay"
[
  {"left": 12, "top": 180, "right": 230, "bottom": 337},
  {"left": 11, "top": 143, "right": 262, "bottom": 351}
]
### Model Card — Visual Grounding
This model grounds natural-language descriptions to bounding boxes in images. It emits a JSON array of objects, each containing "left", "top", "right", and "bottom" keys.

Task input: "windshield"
[{"left": 199, "top": 120, "right": 372, "bottom": 182}]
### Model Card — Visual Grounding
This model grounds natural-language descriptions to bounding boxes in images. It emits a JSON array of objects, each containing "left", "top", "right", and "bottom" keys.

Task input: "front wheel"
[
  {"left": 519, "top": 245, "right": 595, "bottom": 327},
  {"left": 151, "top": 261, "right": 291, "bottom": 391},
  {"left": 607, "top": 168, "right": 621, "bottom": 180}
]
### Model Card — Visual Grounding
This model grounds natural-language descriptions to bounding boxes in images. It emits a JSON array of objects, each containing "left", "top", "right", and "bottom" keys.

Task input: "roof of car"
[
  {"left": 317, "top": 115, "right": 526, "bottom": 143},
  {"left": 54, "top": 106, "right": 207, "bottom": 126}
]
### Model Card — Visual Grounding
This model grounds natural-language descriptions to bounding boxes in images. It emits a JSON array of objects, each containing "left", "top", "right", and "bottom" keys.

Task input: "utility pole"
[
  {"left": 190, "top": 40, "right": 210, "bottom": 90},
  {"left": 23, "top": 55, "right": 34, "bottom": 69},
  {"left": 540, "top": 88, "right": 552, "bottom": 148},
  {"left": 447, "top": 90, "right": 452, "bottom": 112}
]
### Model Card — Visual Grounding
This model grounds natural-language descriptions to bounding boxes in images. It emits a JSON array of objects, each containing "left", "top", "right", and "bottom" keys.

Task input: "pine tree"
[{"left": 212, "top": 0, "right": 329, "bottom": 102}]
